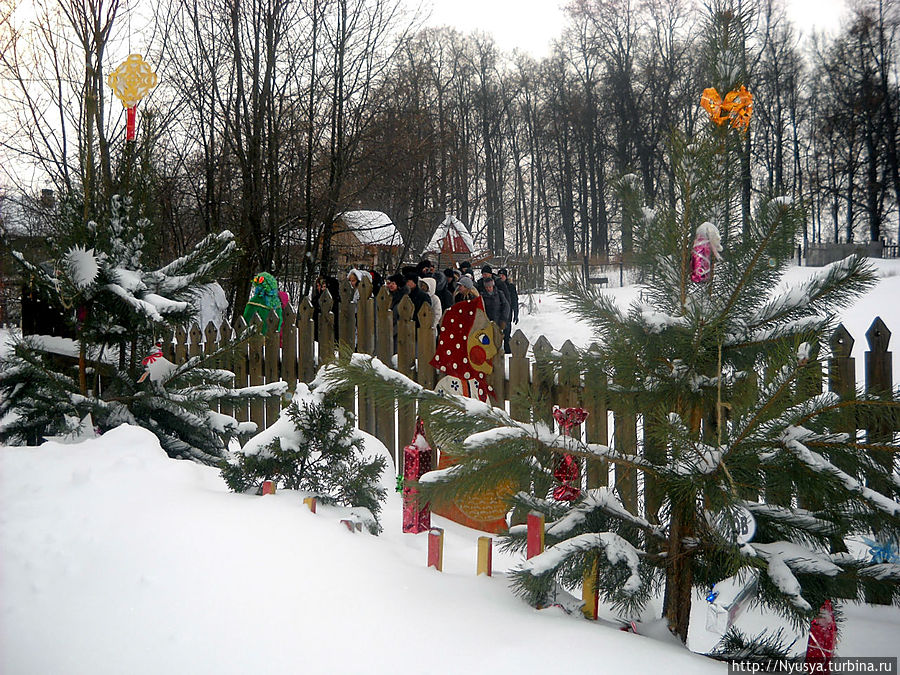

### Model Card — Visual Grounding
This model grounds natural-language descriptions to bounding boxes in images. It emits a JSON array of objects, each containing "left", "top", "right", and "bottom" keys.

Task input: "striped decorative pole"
[
  {"left": 303, "top": 497, "right": 317, "bottom": 513},
  {"left": 261, "top": 480, "right": 275, "bottom": 495}
]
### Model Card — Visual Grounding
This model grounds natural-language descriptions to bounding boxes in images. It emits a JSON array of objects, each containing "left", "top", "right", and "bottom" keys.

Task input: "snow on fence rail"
[{"left": 152, "top": 275, "right": 896, "bottom": 519}]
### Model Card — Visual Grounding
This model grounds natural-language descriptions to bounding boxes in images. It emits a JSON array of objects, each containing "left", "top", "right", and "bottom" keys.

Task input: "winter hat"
[
  {"left": 404, "top": 271, "right": 420, "bottom": 285},
  {"left": 417, "top": 259, "right": 434, "bottom": 274},
  {"left": 483, "top": 277, "right": 495, "bottom": 287},
  {"left": 443, "top": 268, "right": 455, "bottom": 279},
  {"left": 387, "top": 273, "right": 404, "bottom": 285},
  {"left": 458, "top": 276, "right": 474, "bottom": 290},
  {"left": 459, "top": 260, "right": 471, "bottom": 271},
  {"left": 498, "top": 268, "right": 509, "bottom": 276},
  {"left": 481, "top": 264, "right": 493, "bottom": 274}
]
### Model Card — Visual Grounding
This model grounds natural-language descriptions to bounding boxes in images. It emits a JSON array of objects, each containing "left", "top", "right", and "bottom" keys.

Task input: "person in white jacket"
[
  {"left": 347, "top": 268, "right": 372, "bottom": 304},
  {"left": 419, "top": 276, "right": 442, "bottom": 334}
]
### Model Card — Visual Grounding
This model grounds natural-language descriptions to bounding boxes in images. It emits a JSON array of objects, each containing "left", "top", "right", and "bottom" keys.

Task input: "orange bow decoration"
[{"left": 701, "top": 85, "right": 753, "bottom": 130}]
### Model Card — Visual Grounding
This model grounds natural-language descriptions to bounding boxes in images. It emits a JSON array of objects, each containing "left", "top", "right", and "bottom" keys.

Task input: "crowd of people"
[{"left": 309, "top": 259, "right": 520, "bottom": 354}]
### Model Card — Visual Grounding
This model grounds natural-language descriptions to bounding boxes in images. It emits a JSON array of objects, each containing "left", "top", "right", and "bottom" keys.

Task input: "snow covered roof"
[
  {"left": 335, "top": 211, "right": 403, "bottom": 247},
  {"left": 423, "top": 215, "right": 475, "bottom": 255}
]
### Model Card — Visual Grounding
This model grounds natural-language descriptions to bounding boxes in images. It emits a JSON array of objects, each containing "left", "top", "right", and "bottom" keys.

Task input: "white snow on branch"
[
  {"left": 520, "top": 532, "right": 644, "bottom": 595},
  {"left": 858, "top": 564, "right": 900, "bottom": 581},
  {"left": 671, "top": 443, "right": 723, "bottom": 475},
  {"left": 632, "top": 302, "right": 691, "bottom": 334},
  {"left": 752, "top": 541, "right": 842, "bottom": 576},
  {"left": 65, "top": 246, "right": 101, "bottom": 289},
  {"left": 547, "top": 488, "right": 662, "bottom": 537},
  {"left": 780, "top": 425, "right": 900, "bottom": 517},
  {"left": 741, "top": 502, "right": 837, "bottom": 536},
  {"left": 746, "top": 545, "right": 812, "bottom": 611}
]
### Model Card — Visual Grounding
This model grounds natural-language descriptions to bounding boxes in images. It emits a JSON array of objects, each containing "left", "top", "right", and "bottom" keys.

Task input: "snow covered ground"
[{"left": 1, "top": 259, "right": 899, "bottom": 674}]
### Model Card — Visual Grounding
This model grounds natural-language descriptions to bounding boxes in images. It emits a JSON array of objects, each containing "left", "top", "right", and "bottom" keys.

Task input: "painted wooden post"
[
  {"left": 219, "top": 320, "right": 234, "bottom": 420},
  {"left": 416, "top": 303, "right": 436, "bottom": 390},
  {"left": 189, "top": 322, "right": 202, "bottom": 360},
  {"left": 583, "top": 348, "right": 609, "bottom": 489},
  {"left": 248, "top": 314, "right": 265, "bottom": 430},
  {"left": 261, "top": 480, "right": 275, "bottom": 495},
  {"left": 427, "top": 528, "right": 444, "bottom": 571},
  {"left": 264, "top": 310, "right": 281, "bottom": 427},
  {"left": 582, "top": 556, "right": 599, "bottom": 620},
  {"left": 297, "top": 297, "right": 315, "bottom": 384},
  {"left": 477, "top": 536, "right": 492, "bottom": 576},
  {"left": 374, "top": 286, "right": 396, "bottom": 468},
  {"left": 282, "top": 303, "right": 298, "bottom": 392},
  {"left": 356, "top": 277, "right": 375, "bottom": 435},
  {"left": 340, "top": 519, "right": 361, "bottom": 532},
  {"left": 232, "top": 317, "right": 249, "bottom": 423},
  {"left": 526, "top": 511, "right": 545, "bottom": 559},
  {"left": 303, "top": 497, "right": 317, "bottom": 513},
  {"left": 396, "top": 296, "right": 416, "bottom": 452},
  {"left": 508, "top": 330, "right": 531, "bottom": 422},
  {"left": 318, "top": 290, "right": 335, "bottom": 366}
]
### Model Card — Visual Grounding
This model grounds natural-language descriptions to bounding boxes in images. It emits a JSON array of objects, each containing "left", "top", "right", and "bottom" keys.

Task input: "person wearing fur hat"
[
  {"left": 454, "top": 274, "right": 479, "bottom": 303},
  {"left": 498, "top": 267, "right": 518, "bottom": 353},
  {"left": 242, "top": 272, "right": 283, "bottom": 334}
]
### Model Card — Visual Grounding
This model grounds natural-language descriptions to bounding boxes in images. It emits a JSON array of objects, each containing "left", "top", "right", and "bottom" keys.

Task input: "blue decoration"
[
  {"left": 706, "top": 590, "right": 719, "bottom": 603},
  {"left": 861, "top": 537, "right": 900, "bottom": 564}
]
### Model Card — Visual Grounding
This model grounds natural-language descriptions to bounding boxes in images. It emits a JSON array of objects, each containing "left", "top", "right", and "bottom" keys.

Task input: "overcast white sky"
[{"left": 424, "top": 0, "right": 851, "bottom": 59}]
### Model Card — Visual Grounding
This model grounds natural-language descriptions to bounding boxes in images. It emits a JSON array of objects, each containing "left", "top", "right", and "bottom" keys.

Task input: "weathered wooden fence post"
[
  {"left": 297, "top": 297, "right": 315, "bottom": 384},
  {"left": 374, "top": 286, "right": 396, "bottom": 467},
  {"left": 232, "top": 317, "right": 249, "bottom": 423},
  {"left": 417, "top": 303, "right": 435, "bottom": 391},
  {"left": 248, "top": 315, "right": 265, "bottom": 430},
  {"left": 583, "top": 346, "right": 609, "bottom": 490},
  {"left": 204, "top": 321, "right": 219, "bottom": 416},
  {"left": 189, "top": 322, "right": 202, "bottom": 360},
  {"left": 829, "top": 325, "right": 856, "bottom": 442},
  {"left": 219, "top": 320, "right": 234, "bottom": 420},
  {"left": 281, "top": 304, "right": 298, "bottom": 393},
  {"left": 175, "top": 324, "right": 187, "bottom": 365},
  {"left": 339, "top": 279, "right": 355, "bottom": 353},
  {"left": 613, "top": 381, "right": 638, "bottom": 515},
  {"left": 264, "top": 310, "right": 281, "bottom": 425},
  {"left": 396, "top": 296, "right": 416, "bottom": 453},
  {"left": 508, "top": 330, "right": 531, "bottom": 422},
  {"left": 488, "top": 322, "right": 505, "bottom": 403},
  {"left": 356, "top": 277, "right": 375, "bottom": 435},
  {"left": 318, "top": 290, "right": 335, "bottom": 366}
]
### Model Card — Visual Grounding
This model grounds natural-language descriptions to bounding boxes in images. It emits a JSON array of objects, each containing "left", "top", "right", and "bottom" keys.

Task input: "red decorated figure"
[
  {"left": 402, "top": 418, "right": 432, "bottom": 533},
  {"left": 806, "top": 599, "right": 837, "bottom": 669}
]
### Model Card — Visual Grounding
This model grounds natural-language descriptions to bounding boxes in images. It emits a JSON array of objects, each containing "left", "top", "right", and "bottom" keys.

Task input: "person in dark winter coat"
[
  {"left": 385, "top": 272, "right": 406, "bottom": 350},
  {"left": 476, "top": 265, "right": 512, "bottom": 322},
  {"left": 403, "top": 270, "right": 432, "bottom": 328},
  {"left": 480, "top": 276, "right": 509, "bottom": 327},
  {"left": 498, "top": 268, "right": 518, "bottom": 353},
  {"left": 437, "top": 268, "right": 455, "bottom": 310}
]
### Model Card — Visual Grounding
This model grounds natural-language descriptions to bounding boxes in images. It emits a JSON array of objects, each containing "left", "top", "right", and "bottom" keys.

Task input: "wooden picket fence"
[{"left": 162, "top": 274, "right": 895, "bottom": 521}]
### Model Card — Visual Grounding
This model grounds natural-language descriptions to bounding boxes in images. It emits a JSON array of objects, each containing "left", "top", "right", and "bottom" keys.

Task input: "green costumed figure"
[{"left": 242, "top": 272, "right": 283, "bottom": 334}]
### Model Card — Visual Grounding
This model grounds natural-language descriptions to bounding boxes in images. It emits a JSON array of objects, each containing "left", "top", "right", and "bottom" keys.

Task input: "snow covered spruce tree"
[
  {"left": 324, "top": 45, "right": 899, "bottom": 654},
  {"left": 0, "top": 196, "right": 285, "bottom": 461},
  {"left": 222, "top": 380, "right": 388, "bottom": 533}
]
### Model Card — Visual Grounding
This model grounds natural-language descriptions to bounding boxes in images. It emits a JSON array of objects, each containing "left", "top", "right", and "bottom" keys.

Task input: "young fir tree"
[
  {"left": 324, "top": 21, "right": 899, "bottom": 648},
  {"left": 0, "top": 195, "right": 285, "bottom": 462},
  {"left": 222, "top": 381, "right": 388, "bottom": 534}
]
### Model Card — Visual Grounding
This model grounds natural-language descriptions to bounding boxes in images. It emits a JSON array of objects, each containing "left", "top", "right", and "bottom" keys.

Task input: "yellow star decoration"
[
  {"left": 107, "top": 54, "right": 158, "bottom": 108},
  {"left": 701, "top": 85, "right": 753, "bottom": 131}
]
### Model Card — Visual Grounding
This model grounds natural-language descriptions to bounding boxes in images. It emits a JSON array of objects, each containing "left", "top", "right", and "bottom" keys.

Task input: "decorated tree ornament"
[
  {"left": 700, "top": 85, "right": 753, "bottom": 131},
  {"left": 551, "top": 406, "right": 588, "bottom": 501},
  {"left": 137, "top": 341, "right": 176, "bottom": 383},
  {"left": 107, "top": 54, "right": 158, "bottom": 141},
  {"left": 690, "top": 222, "right": 723, "bottom": 283}
]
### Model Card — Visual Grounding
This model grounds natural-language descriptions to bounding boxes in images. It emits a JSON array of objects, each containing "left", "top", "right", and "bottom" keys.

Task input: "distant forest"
[{"left": 1, "top": 0, "right": 898, "bottom": 305}]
